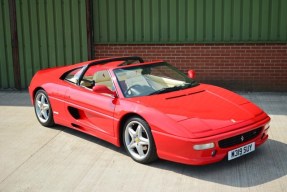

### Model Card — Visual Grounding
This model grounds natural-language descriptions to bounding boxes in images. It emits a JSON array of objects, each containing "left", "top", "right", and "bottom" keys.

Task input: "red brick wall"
[{"left": 95, "top": 44, "right": 287, "bottom": 91}]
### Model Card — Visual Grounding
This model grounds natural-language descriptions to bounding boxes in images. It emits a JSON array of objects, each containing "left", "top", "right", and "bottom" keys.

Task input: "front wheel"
[
  {"left": 34, "top": 90, "right": 54, "bottom": 127},
  {"left": 123, "top": 117, "right": 157, "bottom": 164}
]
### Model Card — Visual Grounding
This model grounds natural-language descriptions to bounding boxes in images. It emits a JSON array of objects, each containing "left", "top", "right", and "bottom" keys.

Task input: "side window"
[
  {"left": 79, "top": 65, "right": 97, "bottom": 89},
  {"left": 64, "top": 67, "right": 83, "bottom": 84},
  {"left": 80, "top": 66, "right": 115, "bottom": 91}
]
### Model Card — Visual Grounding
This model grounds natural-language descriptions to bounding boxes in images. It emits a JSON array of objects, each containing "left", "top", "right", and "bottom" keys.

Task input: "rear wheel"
[
  {"left": 34, "top": 90, "right": 54, "bottom": 127},
  {"left": 123, "top": 117, "right": 157, "bottom": 164}
]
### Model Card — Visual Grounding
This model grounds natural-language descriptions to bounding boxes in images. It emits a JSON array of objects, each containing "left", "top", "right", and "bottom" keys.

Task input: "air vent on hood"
[
  {"left": 166, "top": 90, "right": 205, "bottom": 100},
  {"left": 166, "top": 94, "right": 186, "bottom": 100},
  {"left": 187, "top": 90, "right": 205, "bottom": 95}
]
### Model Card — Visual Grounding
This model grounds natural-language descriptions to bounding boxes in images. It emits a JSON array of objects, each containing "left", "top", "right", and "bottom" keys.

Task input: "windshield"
[{"left": 113, "top": 62, "right": 199, "bottom": 98}]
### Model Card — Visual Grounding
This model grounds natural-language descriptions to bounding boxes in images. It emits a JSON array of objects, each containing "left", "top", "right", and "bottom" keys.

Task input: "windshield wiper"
[{"left": 149, "top": 82, "right": 199, "bottom": 95}]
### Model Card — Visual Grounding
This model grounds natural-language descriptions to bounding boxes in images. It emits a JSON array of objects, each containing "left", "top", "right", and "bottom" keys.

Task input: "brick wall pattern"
[{"left": 95, "top": 44, "right": 287, "bottom": 92}]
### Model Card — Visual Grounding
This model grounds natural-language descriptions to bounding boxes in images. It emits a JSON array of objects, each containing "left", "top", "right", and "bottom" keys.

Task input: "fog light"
[{"left": 193, "top": 143, "right": 215, "bottom": 150}]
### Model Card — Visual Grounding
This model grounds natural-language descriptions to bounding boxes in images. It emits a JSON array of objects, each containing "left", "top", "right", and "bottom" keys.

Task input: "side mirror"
[
  {"left": 92, "top": 85, "right": 117, "bottom": 97},
  {"left": 188, "top": 70, "right": 195, "bottom": 79}
]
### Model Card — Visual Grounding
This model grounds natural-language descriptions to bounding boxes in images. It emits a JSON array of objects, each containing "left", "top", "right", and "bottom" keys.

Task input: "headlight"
[{"left": 193, "top": 143, "right": 215, "bottom": 150}]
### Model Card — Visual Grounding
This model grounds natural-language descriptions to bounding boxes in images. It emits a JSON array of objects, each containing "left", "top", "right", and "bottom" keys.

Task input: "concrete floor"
[{"left": 0, "top": 91, "right": 287, "bottom": 192}]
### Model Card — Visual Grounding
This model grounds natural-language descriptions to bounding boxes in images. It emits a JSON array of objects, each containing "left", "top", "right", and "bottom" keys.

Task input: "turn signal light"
[{"left": 193, "top": 143, "right": 215, "bottom": 150}]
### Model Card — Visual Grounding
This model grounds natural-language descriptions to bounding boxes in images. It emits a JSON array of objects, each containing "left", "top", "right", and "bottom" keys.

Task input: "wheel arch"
[
  {"left": 118, "top": 113, "right": 147, "bottom": 147},
  {"left": 32, "top": 87, "right": 45, "bottom": 104}
]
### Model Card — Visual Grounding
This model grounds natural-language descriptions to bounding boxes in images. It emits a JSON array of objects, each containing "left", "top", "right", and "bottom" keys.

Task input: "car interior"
[{"left": 65, "top": 63, "right": 186, "bottom": 97}]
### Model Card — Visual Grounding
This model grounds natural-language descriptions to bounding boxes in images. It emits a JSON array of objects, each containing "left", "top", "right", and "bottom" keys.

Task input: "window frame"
[{"left": 62, "top": 67, "right": 85, "bottom": 85}]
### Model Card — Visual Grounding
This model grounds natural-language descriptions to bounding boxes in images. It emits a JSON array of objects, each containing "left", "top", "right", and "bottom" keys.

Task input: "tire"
[
  {"left": 123, "top": 116, "right": 157, "bottom": 164},
  {"left": 34, "top": 89, "right": 55, "bottom": 127}
]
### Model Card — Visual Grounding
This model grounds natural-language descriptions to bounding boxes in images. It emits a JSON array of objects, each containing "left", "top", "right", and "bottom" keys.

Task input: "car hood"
[{"left": 134, "top": 84, "right": 265, "bottom": 134}]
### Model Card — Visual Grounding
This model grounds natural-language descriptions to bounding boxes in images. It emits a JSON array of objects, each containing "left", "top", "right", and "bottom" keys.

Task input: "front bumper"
[{"left": 152, "top": 117, "right": 270, "bottom": 165}]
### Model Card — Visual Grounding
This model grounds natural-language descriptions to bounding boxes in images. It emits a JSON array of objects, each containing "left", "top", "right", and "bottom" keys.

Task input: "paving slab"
[{"left": 0, "top": 91, "right": 286, "bottom": 192}]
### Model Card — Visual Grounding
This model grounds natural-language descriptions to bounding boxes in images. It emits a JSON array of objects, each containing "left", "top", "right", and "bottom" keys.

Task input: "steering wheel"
[{"left": 124, "top": 85, "right": 143, "bottom": 97}]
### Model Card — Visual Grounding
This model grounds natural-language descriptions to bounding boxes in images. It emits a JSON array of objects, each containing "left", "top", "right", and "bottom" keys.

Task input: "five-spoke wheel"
[
  {"left": 34, "top": 90, "right": 54, "bottom": 127},
  {"left": 123, "top": 117, "right": 157, "bottom": 164}
]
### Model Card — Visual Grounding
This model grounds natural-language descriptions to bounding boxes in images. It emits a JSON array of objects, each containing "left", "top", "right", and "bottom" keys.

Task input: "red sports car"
[{"left": 29, "top": 56, "right": 270, "bottom": 165}]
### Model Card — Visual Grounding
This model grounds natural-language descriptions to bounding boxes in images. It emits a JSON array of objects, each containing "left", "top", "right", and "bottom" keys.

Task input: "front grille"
[{"left": 218, "top": 127, "right": 262, "bottom": 148}]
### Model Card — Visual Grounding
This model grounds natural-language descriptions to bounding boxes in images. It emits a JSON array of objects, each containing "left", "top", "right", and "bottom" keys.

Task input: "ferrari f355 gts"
[{"left": 29, "top": 56, "right": 270, "bottom": 165}]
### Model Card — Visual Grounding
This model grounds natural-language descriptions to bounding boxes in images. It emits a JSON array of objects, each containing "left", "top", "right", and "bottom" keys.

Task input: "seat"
[
  {"left": 93, "top": 70, "right": 114, "bottom": 90},
  {"left": 125, "top": 70, "right": 150, "bottom": 88}
]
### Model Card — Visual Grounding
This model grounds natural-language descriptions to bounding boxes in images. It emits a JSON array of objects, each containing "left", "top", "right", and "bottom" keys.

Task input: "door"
[
  {"left": 63, "top": 67, "right": 116, "bottom": 137},
  {"left": 66, "top": 86, "right": 116, "bottom": 136}
]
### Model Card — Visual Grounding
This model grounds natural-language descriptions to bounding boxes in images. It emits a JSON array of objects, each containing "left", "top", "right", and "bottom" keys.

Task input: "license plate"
[{"left": 228, "top": 142, "right": 255, "bottom": 160}]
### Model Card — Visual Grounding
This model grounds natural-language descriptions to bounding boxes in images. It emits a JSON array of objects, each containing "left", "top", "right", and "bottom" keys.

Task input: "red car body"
[{"left": 29, "top": 57, "right": 270, "bottom": 165}]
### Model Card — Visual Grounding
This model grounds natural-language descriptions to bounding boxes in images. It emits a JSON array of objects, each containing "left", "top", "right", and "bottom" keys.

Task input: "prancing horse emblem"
[{"left": 241, "top": 136, "right": 245, "bottom": 142}]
